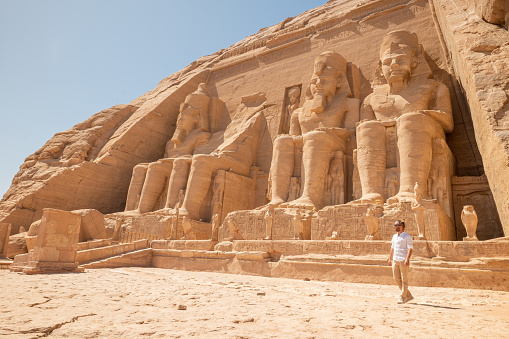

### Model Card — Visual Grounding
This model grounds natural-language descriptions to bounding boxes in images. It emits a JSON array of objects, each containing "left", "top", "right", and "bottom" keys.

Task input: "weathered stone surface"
[
  {"left": 73, "top": 209, "right": 107, "bottom": 242},
  {"left": 0, "top": 0, "right": 507, "bottom": 243},
  {"left": 11, "top": 208, "right": 82, "bottom": 274}
]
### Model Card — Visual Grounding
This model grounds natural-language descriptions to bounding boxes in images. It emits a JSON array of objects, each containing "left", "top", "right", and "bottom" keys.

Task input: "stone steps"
[
  {"left": 76, "top": 239, "right": 149, "bottom": 264},
  {"left": 0, "top": 258, "right": 12, "bottom": 270},
  {"left": 80, "top": 248, "right": 152, "bottom": 269}
]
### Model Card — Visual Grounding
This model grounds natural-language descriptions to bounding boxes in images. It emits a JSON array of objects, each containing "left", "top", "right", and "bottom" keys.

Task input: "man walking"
[{"left": 388, "top": 220, "right": 414, "bottom": 303}]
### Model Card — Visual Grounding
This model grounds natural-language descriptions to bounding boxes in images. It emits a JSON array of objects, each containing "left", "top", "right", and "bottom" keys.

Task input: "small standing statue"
[
  {"left": 364, "top": 208, "right": 381, "bottom": 240},
  {"left": 461, "top": 205, "right": 478, "bottom": 241},
  {"left": 264, "top": 204, "right": 275, "bottom": 240},
  {"left": 411, "top": 182, "right": 426, "bottom": 240},
  {"left": 226, "top": 215, "right": 244, "bottom": 241},
  {"left": 181, "top": 216, "right": 193, "bottom": 240},
  {"left": 292, "top": 212, "right": 303, "bottom": 240},
  {"left": 211, "top": 213, "right": 219, "bottom": 241}
]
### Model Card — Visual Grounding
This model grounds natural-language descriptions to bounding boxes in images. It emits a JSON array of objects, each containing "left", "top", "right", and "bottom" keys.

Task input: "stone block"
[{"left": 73, "top": 209, "right": 107, "bottom": 242}]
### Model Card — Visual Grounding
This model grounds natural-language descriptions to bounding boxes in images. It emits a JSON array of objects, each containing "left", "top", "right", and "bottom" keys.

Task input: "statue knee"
[
  {"left": 190, "top": 154, "right": 212, "bottom": 172},
  {"left": 303, "top": 130, "right": 330, "bottom": 143},
  {"left": 356, "top": 120, "right": 384, "bottom": 148},
  {"left": 397, "top": 113, "right": 437, "bottom": 137},
  {"left": 173, "top": 158, "right": 190, "bottom": 171},
  {"left": 274, "top": 135, "right": 295, "bottom": 152}
]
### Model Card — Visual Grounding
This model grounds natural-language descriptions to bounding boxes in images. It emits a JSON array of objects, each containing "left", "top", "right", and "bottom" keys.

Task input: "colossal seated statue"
[
  {"left": 269, "top": 51, "right": 360, "bottom": 210},
  {"left": 178, "top": 93, "right": 269, "bottom": 221},
  {"left": 124, "top": 84, "right": 212, "bottom": 213},
  {"left": 353, "top": 31, "right": 454, "bottom": 210}
]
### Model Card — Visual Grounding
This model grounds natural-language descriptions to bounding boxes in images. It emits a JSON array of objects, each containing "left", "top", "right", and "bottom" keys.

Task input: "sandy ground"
[{"left": 1, "top": 267, "right": 509, "bottom": 338}]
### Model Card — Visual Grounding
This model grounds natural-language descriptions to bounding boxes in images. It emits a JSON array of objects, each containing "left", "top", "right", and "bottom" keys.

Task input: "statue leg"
[
  {"left": 286, "top": 130, "right": 338, "bottom": 210},
  {"left": 269, "top": 135, "right": 295, "bottom": 205},
  {"left": 137, "top": 160, "right": 172, "bottom": 213},
  {"left": 391, "top": 113, "right": 442, "bottom": 202},
  {"left": 351, "top": 121, "right": 386, "bottom": 204},
  {"left": 164, "top": 157, "right": 191, "bottom": 209},
  {"left": 179, "top": 154, "right": 250, "bottom": 220},
  {"left": 125, "top": 163, "right": 149, "bottom": 212}
]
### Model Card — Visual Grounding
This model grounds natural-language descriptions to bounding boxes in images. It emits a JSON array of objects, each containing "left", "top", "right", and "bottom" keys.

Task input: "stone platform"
[{"left": 150, "top": 239, "right": 509, "bottom": 292}]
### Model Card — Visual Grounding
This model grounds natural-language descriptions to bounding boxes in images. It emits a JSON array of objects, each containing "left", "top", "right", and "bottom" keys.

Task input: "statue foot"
[
  {"left": 349, "top": 193, "right": 384, "bottom": 205},
  {"left": 386, "top": 192, "right": 415, "bottom": 205},
  {"left": 178, "top": 207, "right": 190, "bottom": 218},
  {"left": 282, "top": 196, "right": 315, "bottom": 210}
]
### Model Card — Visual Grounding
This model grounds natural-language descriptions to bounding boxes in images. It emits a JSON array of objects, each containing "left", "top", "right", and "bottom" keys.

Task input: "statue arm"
[
  {"left": 289, "top": 110, "right": 302, "bottom": 136},
  {"left": 418, "top": 83, "right": 454, "bottom": 133},
  {"left": 359, "top": 95, "right": 376, "bottom": 121}
]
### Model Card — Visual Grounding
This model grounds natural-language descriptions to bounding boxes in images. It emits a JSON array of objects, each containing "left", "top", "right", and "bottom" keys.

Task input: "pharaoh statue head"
[
  {"left": 307, "top": 51, "right": 350, "bottom": 113},
  {"left": 171, "top": 83, "right": 211, "bottom": 144},
  {"left": 379, "top": 30, "right": 420, "bottom": 84},
  {"left": 373, "top": 30, "right": 430, "bottom": 87}
]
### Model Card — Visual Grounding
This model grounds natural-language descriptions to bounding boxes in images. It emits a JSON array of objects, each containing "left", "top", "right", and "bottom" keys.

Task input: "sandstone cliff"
[{"left": 1, "top": 0, "right": 507, "bottom": 236}]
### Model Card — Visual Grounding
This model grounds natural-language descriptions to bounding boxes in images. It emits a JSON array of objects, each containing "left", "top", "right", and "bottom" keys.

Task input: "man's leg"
[
  {"left": 400, "top": 262, "right": 412, "bottom": 300},
  {"left": 392, "top": 260, "right": 403, "bottom": 292}
]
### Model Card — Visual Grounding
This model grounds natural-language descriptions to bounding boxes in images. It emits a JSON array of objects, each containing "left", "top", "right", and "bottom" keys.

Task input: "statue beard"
[
  {"left": 170, "top": 126, "right": 186, "bottom": 145},
  {"left": 310, "top": 93, "right": 327, "bottom": 114}
]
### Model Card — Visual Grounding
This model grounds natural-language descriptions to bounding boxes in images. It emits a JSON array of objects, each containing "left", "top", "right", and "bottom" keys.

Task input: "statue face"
[
  {"left": 177, "top": 103, "right": 198, "bottom": 133},
  {"left": 309, "top": 66, "right": 339, "bottom": 98},
  {"left": 381, "top": 52, "right": 412, "bottom": 82}
]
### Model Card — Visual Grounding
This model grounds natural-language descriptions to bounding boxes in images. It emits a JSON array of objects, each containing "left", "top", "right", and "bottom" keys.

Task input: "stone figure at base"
[
  {"left": 411, "top": 182, "right": 426, "bottom": 240},
  {"left": 211, "top": 213, "right": 219, "bottom": 241},
  {"left": 353, "top": 30, "right": 453, "bottom": 206},
  {"left": 264, "top": 204, "right": 274, "bottom": 240},
  {"left": 364, "top": 208, "right": 381, "bottom": 240},
  {"left": 269, "top": 51, "right": 359, "bottom": 210},
  {"left": 225, "top": 215, "right": 244, "bottom": 241},
  {"left": 292, "top": 212, "right": 303, "bottom": 239},
  {"left": 461, "top": 205, "right": 478, "bottom": 241}
]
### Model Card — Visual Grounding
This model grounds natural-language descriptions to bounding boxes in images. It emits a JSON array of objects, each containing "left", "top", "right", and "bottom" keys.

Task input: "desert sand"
[{"left": 2, "top": 267, "right": 509, "bottom": 338}]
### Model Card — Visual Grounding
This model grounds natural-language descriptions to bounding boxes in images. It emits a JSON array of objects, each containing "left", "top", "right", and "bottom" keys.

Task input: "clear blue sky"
[{"left": 0, "top": 0, "right": 325, "bottom": 197}]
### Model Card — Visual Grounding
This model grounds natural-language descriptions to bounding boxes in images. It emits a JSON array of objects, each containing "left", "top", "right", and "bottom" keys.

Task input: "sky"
[{"left": 0, "top": 0, "right": 326, "bottom": 197}]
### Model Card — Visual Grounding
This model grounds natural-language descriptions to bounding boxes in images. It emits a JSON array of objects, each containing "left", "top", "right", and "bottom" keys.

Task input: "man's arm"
[
  {"left": 405, "top": 235, "right": 413, "bottom": 266},
  {"left": 388, "top": 248, "right": 394, "bottom": 266},
  {"left": 404, "top": 248, "right": 413, "bottom": 266}
]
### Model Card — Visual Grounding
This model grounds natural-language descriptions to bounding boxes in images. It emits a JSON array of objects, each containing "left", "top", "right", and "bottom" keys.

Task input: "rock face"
[{"left": 0, "top": 0, "right": 507, "bottom": 240}]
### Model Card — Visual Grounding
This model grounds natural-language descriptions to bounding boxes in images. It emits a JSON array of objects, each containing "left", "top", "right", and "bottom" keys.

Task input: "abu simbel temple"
[{"left": 2, "top": 0, "right": 509, "bottom": 291}]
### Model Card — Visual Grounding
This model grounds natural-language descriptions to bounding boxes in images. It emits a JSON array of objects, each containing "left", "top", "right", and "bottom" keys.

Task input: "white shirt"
[{"left": 391, "top": 232, "right": 413, "bottom": 262}]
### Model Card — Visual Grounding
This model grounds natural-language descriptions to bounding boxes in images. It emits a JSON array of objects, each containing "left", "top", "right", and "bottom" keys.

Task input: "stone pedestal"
[
  {"left": 313, "top": 201, "right": 455, "bottom": 241},
  {"left": 11, "top": 209, "right": 83, "bottom": 274},
  {"left": 218, "top": 208, "right": 312, "bottom": 241}
]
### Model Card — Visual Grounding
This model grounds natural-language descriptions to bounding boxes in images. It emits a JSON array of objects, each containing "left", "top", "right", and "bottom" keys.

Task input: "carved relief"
[{"left": 280, "top": 85, "right": 302, "bottom": 135}]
